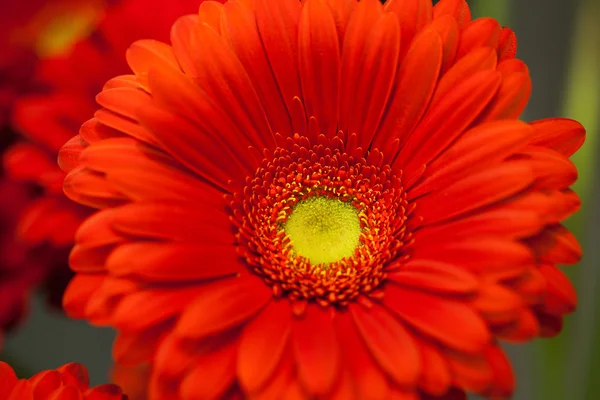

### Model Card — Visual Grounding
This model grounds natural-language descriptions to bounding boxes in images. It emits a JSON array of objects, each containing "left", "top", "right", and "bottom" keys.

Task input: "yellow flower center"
[{"left": 284, "top": 196, "right": 361, "bottom": 266}]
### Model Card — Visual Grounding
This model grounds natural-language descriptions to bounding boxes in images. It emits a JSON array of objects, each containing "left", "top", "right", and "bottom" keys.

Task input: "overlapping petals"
[
  {"left": 59, "top": 0, "right": 584, "bottom": 399},
  {"left": 0, "top": 361, "right": 127, "bottom": 400}
]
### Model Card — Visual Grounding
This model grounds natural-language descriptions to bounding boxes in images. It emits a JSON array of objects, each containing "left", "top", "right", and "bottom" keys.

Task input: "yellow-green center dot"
[{"left": 283, "top": 196, "right": 361, "bottom": 267}]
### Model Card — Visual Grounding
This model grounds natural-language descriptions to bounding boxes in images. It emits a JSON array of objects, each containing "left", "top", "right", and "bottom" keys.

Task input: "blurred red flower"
[
  {"left": 0, "top": 361, "right": 127, "bottom": 400},
  {"left": 0, "top": 0, "right": 204, "bottom": 344},
  {"left": 0, "top": 0, "right": 105, "bottom": 126}
]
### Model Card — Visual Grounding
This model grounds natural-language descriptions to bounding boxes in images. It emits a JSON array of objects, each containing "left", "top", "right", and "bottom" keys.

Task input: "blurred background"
[{"left": 0, "top": 0, "right": 598, "bottom": 399}]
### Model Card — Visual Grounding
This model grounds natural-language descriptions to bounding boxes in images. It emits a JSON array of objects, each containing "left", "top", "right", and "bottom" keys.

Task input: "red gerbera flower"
[
  {"left": 0, "top": 361, "right": 128, "bottom": 400},
  {"left": 59, "top": 0, "right": 584, "bottom": 399}
]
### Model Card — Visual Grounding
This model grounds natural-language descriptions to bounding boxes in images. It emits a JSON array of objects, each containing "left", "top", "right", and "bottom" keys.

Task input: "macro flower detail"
[
  {"left": 0, "top": 361, "right": 127, "bottom": 400},
  {"left": 59, "top": 0, "right": 584, "bottom": 399}
]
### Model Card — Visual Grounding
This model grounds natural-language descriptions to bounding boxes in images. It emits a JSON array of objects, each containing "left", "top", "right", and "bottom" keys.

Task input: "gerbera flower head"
[
  {"left": 60, "top": 0, "right": 584, "bottom": 398},
  {"left": 0, "top": 361, "right": 127, "bottom": 400}
]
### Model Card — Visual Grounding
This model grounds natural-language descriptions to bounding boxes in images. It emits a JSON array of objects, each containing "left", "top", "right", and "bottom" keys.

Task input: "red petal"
[
  {"left": 443, "top": 350, "right": 492, "bottom": 393},
  {"left": 388, "top": 260, "right": 478, "bottom": 294},
  {"left": 372, "top": 27, "right": 443, "bottom": 163},
  {"left": 538, "top": 264, "right": 577, "bottom": 315},
  {"left": 62, "top": 275, "right": 107, "bottom": 319},
  {"left": 298, "top": 0, "right": 341, "bottom": 138},
  {"left": 12, "top": 94, "right": 93, "bottom": 152},
  {"left": 292, "top": 306, "right": 340, "bottom": 396},
  {"left": 416, "top": 162, "right": 534, "bottom": 226},
  {"left": 384, "top": 0, "right": 433, "bottom": 59},
  {"left": 63, "top": 166, "right": 128, "bottom": 209},
  {"left": 510, "top": 267, "right": 547, "bottom": 304},
  {"left": 255, "top": 0, "right": 302, "bottom": 121},
  {"left": 92, "top": 108, "right": 153, "bottom": 145},
  {"left": 426, "top": 15, "right": 459, "bottom": 73},
  {"left": 179, "top": 341, "right": 237, "bottom": 400},
  {"left": 479, "top": 71, "right": 531, "bottom": 122},
  {"left": 58, "top": 135, "right": 87, "bottom": 173},
  {"left": 30, "top": 370, "right": 61, "bottom": 398},
  {"left": 0, "top": 362, "right": 17, "bottom": 398},
  {"left": 483, "top": 346, "right": 515, "bottom": 398},
  {"left": 526, "top": 224, "right": 582, "bottom": 265},
  {"left": 7, "top": 380, "right": 33, "bottom": 400},
  {"left": 455, "top": 18, "right": 501, "bottom": 60},
  {"left": 497, "top": 27, "right": 517, "bottom": 61},
  {"left": 112, "top": 326, "right": 165, "bottom": 365},
  {"left": 336, "top": 312, "right": 391, "bottom": 400},
  {"left": 48, "top": 385, "right": 83, "bottom": 400},
  {"left": 141, "top": 67, "right": 255, "bottom": 183},
  {"left": 84, "top": 384, "right": 125, "bottom": 400},
  {"left": 417, "top": 341, "right": 451, "bottom": 395},
  {"left": 340, "top": 0, "right": 399, "bottom": 150},
  {"left": 390, "top": 389, "right": 419, "bottom": 400},
  {"left": 431, "top": 47, "right": 497, "bottom": 105},
  {"left": 350, "top": 304, "right": 420, "bottom": 385},
  {"left": 126, "top": 39, "right": 179, "bottom": 90},
  {"left": 110, "top": 201, "right": 231, "bottom": 243},
  {"left": 187, "top": 21, "right": 275, "bottom": 149},
  {"left": 384, "top": 285, "right": 491, "bottom": 353},
  {"left": 170, "top": 15, "right": 201, "bottom": 77},
  {"left": 237, "top": 301, "right": 292, "bottom": 393},
  {"left": 222, "top": 0, "right": 292, "bottom": 138},
  {"left": 411, "top": 237, "right": 533, "bottom": 280},
  {"left": 535, "top": 312, "right": 563, "bottom": 338},
  {"left": 56, "top": 363, "right": 89, "bottom": 391},
  {"left": 433, "top": 0, "right": 471, "bottom": 29},
  {"left": 517, "top": 146, "right": 578, "bottom": 190},
  {"left": 411, "top": 120, "right": 534, "bottom": 198},
  {"left": 529, "top": 118, "right": 586, "bottom": 157},
  {"left": 496, "top": 309, "right": 540, "bottom": 342},
  {"left": 3, "top": 143, "right": 64, "bottom": 190},
  {"left": 251, "top": 347, "right": 295, "bottom": 400},
  {"left": 106, "top": 242, "right": 242, "bottom": 282},
  {"left": 422, "top": 388, "right": 467, "bottom": 400},
  {"left": 175, "top": 275, "right": 272, "bottom": 339},
  {"left": 112, "top": 287, "right": 204, "bottom": 331},
  {"left": 413, "top": 207, "right": 542, "bottom": 242},
  {"left": 323, "top": 0, "right": 357, "bottom": 49},
  {"left": 81, "top": 139, "right": 225, "bottom": 207},
  {"left": 96, "top": 87, "right": 151, "bottom": 123},
  {"left": 472, "top": 284, "right": 523, "bottom": 325},
  {"left": 397, "top": 70, "right": 501, "bottom": 180}
]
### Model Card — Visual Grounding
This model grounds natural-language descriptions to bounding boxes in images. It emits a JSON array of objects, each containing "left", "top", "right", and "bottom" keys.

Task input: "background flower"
[
  {"left": 57, "top": 0, "right": 583, "bottom": 398},
  {"left": 0, "top": 0, "right": 105, "bottom": 127},
  {"left": 0, "top": 0, "right": 206, "bottom": 352},
  {"left": 0, "top": 360, "right": 127, "bottom": 399}
]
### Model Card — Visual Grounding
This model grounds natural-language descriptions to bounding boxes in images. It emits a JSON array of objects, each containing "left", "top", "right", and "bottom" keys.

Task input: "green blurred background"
[{"left": 2, "top": 0, "right": 598, "bottom": 399}]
